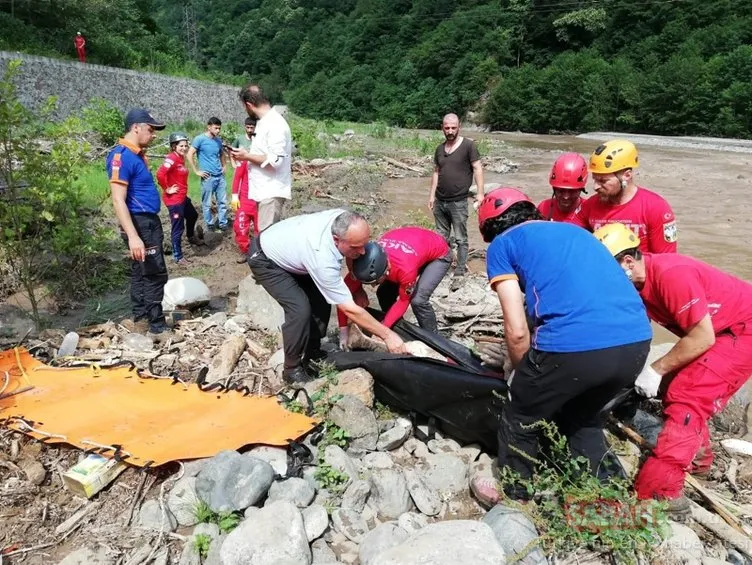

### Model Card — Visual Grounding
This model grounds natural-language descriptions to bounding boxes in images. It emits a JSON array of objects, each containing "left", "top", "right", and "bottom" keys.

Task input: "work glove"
[
  {"left": 634, "top": 364, "right": 662, "bottom": 398},
  {"left": 231, "top": 194, "right": 240, "bottom": 211},
  {"left": 339, "top": 327, "right": 350, "bottom": 351},
  {"left": 478, "top": 342, "right": 506, "bottom": 372}
]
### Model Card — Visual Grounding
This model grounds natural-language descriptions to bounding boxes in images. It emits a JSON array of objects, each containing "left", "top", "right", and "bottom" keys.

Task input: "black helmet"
[
  {"left": 168, "top": 131, "right": 188, "bottom": 146},
  {"left": 352, "top": 241, "right": 388, "bottom": 284}
]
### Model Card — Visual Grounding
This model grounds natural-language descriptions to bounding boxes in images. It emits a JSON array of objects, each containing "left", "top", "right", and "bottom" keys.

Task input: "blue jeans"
[{"left": 200, "top": 174, "right": 228, "bottom": 228}]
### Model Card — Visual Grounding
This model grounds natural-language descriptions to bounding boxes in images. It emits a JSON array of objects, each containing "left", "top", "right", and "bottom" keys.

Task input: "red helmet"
[
  {"left": 549, "top": 152, "right": 588, "bottom": 190},
  {"left": 478, "top": 187, "right": 533, "bottom": 227}
]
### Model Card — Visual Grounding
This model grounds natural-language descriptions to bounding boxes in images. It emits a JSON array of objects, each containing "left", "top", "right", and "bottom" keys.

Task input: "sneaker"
[
  {"left": 470, "top": 476, "right": 502, "bottom": 508},
  {"left": 121, "top": 318, "right": 149, "bottom": 334},
  {"left": 282, "top": 366, "right": 315, "bottom": 385},
  {"left": 175, "top": 257, "right": 191, "bottom": 266}
]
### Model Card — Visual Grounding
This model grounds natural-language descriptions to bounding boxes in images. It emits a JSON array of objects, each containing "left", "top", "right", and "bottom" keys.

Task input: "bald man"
[{"left": 428, "top": 113, "right": 484, "bottom": 290}]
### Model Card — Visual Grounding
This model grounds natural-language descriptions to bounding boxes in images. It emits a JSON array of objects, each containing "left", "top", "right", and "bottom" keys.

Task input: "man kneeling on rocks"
[
  {"left": 336, "top": 226, "right": 452, "bottom": 347},
  {"left": 595, "top": 222, "right": 752, "bottom": 516},
  {"left": 248, "top": 209, "right": 407, "bottom": 383},
  {"left": 470, "top": 187, "right": 652, "bottom": 507}
]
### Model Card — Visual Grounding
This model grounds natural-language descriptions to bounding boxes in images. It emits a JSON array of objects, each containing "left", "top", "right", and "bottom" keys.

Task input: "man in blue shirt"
[
  {"left": 187, "top": 117, "right": 229, "bottom": 232},
  {"left": 470, "top": 187, "right": 652, "bottom": 507},
  {"left": 106, "top": 108, "right": 170, "bottom": 336}
]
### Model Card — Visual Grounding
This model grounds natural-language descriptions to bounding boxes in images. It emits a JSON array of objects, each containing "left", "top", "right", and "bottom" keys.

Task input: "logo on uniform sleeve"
[{"left": 663, "top": 221, "right": 678, "bottom": 243}]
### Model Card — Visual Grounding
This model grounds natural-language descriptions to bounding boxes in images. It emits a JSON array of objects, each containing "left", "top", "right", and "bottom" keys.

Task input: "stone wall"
[{"left": 0, "top": 52, "right": 247, "bottom": 125}]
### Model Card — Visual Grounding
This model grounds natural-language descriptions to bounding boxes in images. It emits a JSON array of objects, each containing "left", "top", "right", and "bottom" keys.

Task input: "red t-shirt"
[
  {"left": 156, "top": 152, "right": 188, "bottom": 207},
  {"left": 537, "top": 197, "right": 583, "bottom": 224},
  {"left": 337, "top": 227, "right": 450, "bottom": 328},
  {"left": 232, "top": 161, "right": 252, "bottom": 203},
  {"left": 639, "top": 253, "right": 752, "bottom": 337},
  {"left": 573, "top": 186, "right": 677, "bottom": 253}
]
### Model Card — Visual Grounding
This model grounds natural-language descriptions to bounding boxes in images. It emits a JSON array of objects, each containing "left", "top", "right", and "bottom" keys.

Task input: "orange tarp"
[{"left": 0, "top": 348, "right": 317, "bottom": 467}]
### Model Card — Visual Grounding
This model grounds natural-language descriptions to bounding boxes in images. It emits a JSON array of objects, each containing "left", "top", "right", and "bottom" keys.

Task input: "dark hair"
[
  {"left": 244, "top": 117, "right": 257, "bottom": 126},
  {"left": 480, "top": 201, "right": 543, "bottom": 243},
  {"left": 207, "top": 117, "right": 222, "bottom": 126},
  {"left": 239, "top": 84, "right": 270, "bottom": 107},
  {"left": 615, "top": 248, "right": 643, "bottom": 263}
]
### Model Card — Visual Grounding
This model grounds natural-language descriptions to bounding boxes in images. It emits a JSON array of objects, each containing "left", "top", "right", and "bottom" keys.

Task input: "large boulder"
[
  {"left": 304, "top": 368, "right": 375, "bottom": 408},
  {"left": 482, "top": 504, "right": 546, "bottom": 564},
  {"left": 329, "top": 395, "right": 379, "bottom": 451},
  {"left": 236, "top": 274, "right": 285, "bottom": 332},
  {"left": 371, "top": 521, "right": 506, "bottom": 565},
  {"left": 195, "top": 451, "right": 275, "bottom": 512},
  {"left": 220, "top": 500, "right": 311, "bottom": 565}
]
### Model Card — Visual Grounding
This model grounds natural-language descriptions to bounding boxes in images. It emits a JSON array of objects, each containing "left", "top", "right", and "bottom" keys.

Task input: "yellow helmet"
[
  {"left": 593, "top": 223, "right": 641, "bottom": 257},
  {"left": 588, "top": 139, "right": 639, "bottom": 174}
]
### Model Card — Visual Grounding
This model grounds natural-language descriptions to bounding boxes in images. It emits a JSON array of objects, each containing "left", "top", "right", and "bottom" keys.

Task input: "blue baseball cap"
[{"left": 124, "top": 108, "right": 166, "bottom": 131}]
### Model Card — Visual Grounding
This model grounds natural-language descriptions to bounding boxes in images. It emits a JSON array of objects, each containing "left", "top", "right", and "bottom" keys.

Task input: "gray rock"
[
  {"left": 224, "top": 315, "right": 252, "bottom": 334},
  {"left": 220, "top": 500, "right": 311, "bottom": 565},
  {"left": 58, "top": 546, "right": 114, "bottom": 565},
  {"left": 168, "top": 476, "right": 200, "bottom": 526},
  {"left": 397, "top": 512, "right": 428, "bottom": 534},
  {"left": 418, "top": 454, "right": 467, "bottom": 495},
  {"left": 323, "top": 445, "right": 358, "bottom": 484},
  {"left": 302, "top": 504, "right": 329, "bottom": 542},
  {"left": 342, "top": 479, "right": 371, "bottom": 512},
  {"left": 244, "top": 506, "right": 260, "bottom": 519},
  {"left": 403, "top": 438, "right": 429, "bottom": 459},
  {"left": 369, "top": 469, "right": 411, "bottom": 519},
  {"left": 194, "top": 522, "right": 221, "bottom": 540},
  {"left": 359, "top": 523, "right": 410, "bottom": 565},
  {"left": 204, "top": 534, "right": 226, "bottom": 565},
  {"left": 427, "top": 438, "right": 461, "bottom": 454},
  {"left": 268, "top": 477, "right": 316, "bottom": 508},
  {"left": 267, "top": 348, "right": 285, "bottom": 373},
  {"left": 138, "top": 499, "right": 177, "bottom": 532},
  {"left": 360, "top": 452, "right": 395, "bottom": 471},
  {"left": 247, "top": 446, "right": 289, "bottom": 476},
  {"left": 371, "top": 520, "right": 506, "bottom": 565},
  {"left": 334, "top": 540, "right": 360, "bottom": 565},
  {"left": 329, "top": 395, "right": 380, "bottom": 451},
  {"left": 205, "top": 312, "right": 228, "bottom": 327},
  {"left": 311, "top": 539, "right": 338, "bottom": 564},
  {"left": 122, "top": 332, "right": 154, "bottom": 352},
  {"left": 482, "top": 504, "right": 546, "bottom": 564},
  {"left": 195, "top": 450, "right": 275, "bottom": 512},
  {"left": 469, "top": 453, "right": 495, "bottom": 480},
  {"left": 377, "top": 419, "right": 412, "bottom": 451},
  {"left": 182, "top": 458, "right": 208, "bottom": 478},
  {"left": 236, "top": 274, "right": 285, "bottom": 332},
  {"left": 458, "top": 444, "right": 482, "bottom": 464},
  {"left": 663, "top": 521, "right": 704, "bottom": 565},
  {"left": 403, "top": 469, "right": 442, "bottom": 516},
  {"left": 332, "top": 508, "right": 370, "bottom": 543},
  {"left": 304, "top": 368, "right": 375, "bottom": 408},
  {"left": 178, "top": 543, "right": 201, "bottom": 565}
]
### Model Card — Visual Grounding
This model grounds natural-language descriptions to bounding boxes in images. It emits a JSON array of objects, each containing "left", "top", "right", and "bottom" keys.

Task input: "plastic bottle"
[{"left": 56, "top": 332, "right": 80, "bottom": 357}]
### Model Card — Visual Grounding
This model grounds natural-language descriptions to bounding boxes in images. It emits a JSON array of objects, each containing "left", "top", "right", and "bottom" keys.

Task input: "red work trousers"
[
  {"left": 233, "top": 198, "right": 258, "bottom": 255},
  {"left": 635, "top": 322, "right": 752, "bottom": 500},
  {"left": 76, "top": 47, "right": 86, "bottom": 63}
]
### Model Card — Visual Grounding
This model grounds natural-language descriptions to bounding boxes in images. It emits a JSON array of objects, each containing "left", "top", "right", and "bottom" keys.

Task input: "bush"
[{"left": 81, "top": 98, "right": 124, "bottom": 147}]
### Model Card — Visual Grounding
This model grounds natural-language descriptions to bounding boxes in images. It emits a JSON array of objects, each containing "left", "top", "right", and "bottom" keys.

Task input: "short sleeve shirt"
[
  {"left": 191, "top": 133, "right": 223, "bottom": 175},
  {"left": 434, "top": 138, "right": 480, "bottom": 201},
  {"left": 574, "top": 187, "right": 677, "bottom": 253},
  {"left": 259, "top": 209, "right": 352, "bottom": 305},
  {"left": 486, "top": 221, "right": 652, "bottom": 353},
  {"left": 537, "top": 197, "right": 584, "bottom": 224},
  {"left": 639, "top": 253, "right": 752, "bottom": 336},
  {"left": 106, "top": 138, "right": 161, "bottom": 214}
]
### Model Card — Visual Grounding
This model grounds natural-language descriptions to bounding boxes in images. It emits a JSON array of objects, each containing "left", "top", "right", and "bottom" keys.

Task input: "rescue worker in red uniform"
[
  {"left": 337, "top": 226, "right": 452, "bottom": 348},
  {"left": 574, "top": 140, "right": 678, "bottom": 254},
  {"left": 231, "top": 159, "right": 259, "bottom": 261},
  {"left": 537, "top": 152, "right": 588, "bottom": 224},
  {"left": 595, "top": 223, "right": 752, "bottom": 514},
  {"left": 74, "top": 32, "right": 86, "bottom": 63},
  {"left": 156, "top": 132, "right": 201, "bottom": 265}
]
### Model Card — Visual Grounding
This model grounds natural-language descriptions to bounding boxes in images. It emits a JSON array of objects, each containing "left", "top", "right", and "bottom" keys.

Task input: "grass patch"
[
  {"left": 193, "top": 533, "right": 212, "bottom": 559},
  {"left": 193, "top": 500, "right": 243, "bottom": 534}
]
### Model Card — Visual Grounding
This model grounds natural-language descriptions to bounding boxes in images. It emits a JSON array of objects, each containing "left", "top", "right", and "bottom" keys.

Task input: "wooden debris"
[
  {"left": 691, "top": 501, "right": 752, "bottom": 558},
  {"left": 382, "top": 156, "right": 425, "bottom": 173},
  {"left": 245, "top": 339, "right": 271, "bottom": 360},
  {"left": 54, "top": 501, "right": 101, "bottom": 535},
  {"left": 205, "top": 335, "right": 246, "bottom": 385}
]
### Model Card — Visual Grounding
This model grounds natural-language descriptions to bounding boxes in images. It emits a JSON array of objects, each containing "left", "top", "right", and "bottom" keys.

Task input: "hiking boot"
[
  {"left": 470, "top": 476, "right": 502, "bottom": 508},
  {"left": 148, "top": 325, "right": 183, "bottom": 345},
  {"left": 121, "top": 318, "right": 149, "bottom": 334},
  {"left": 175, "top": 257, "right": 191, "bottom": 266},
  {"left": 283, "top": 366, "right": 315, "bottom": 385}
]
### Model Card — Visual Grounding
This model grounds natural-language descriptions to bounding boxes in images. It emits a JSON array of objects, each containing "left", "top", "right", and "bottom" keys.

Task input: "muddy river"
[{"left": 381, "top": 131, "right": 752, "bottom": 344}]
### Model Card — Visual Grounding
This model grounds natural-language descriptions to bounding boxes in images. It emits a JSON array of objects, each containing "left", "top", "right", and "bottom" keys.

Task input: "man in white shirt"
[
  {"left": 248, "top": 209, "right": 407, "bottom": 383},
  {"left": 231, "top": 84, "right": 292, "bottom": 231}
]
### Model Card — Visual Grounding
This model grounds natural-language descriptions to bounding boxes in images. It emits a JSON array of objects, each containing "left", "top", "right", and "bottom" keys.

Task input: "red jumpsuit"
[
  {"left": 74, "top": 35, "right": 86, "bottom": 63},
  {"left": 634, "top": 253, "right": 752, "bottom": 500},
  {"left": 573, "top": 186, "right": 678, "bottom": 253},
  {"left": 337, "top": 227, "right": 450, "bottom": 330},
  {"left": 231, "top": 161, "right": 259, "bottom": 255}
]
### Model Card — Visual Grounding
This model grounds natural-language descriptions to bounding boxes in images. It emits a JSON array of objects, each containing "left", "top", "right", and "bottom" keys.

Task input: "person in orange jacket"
[{"left": 231, "top": 159, "right": 259, "bottom": 262}]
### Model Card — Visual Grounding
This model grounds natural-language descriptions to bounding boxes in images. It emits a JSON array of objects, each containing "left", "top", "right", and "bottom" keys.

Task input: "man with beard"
[
  {"left": 574, "top": 139, "right": 677, "bottom": 253},
  {"left": 538, "top": 152, "right": 589, "bottom": 224},
  {"left": 428, "top": 113, "right": 484, "bottom": 290}
]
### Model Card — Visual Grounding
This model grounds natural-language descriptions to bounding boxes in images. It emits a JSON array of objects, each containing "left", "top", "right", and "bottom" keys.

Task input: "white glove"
[
  {"left": 635, "top": 364, "right": 662, "bottom": 398},
  {"left": 339, "top": 327, "right": 350, "bottom": 351}
]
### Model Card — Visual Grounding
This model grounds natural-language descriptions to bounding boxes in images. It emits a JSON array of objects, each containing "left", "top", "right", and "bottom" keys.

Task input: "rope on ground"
[
  {"left": 144, "top": 462, "right": 185, "bottom": 564},
  {"left": 10, "top": 417, "right": 68, "bottom": 441}
]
